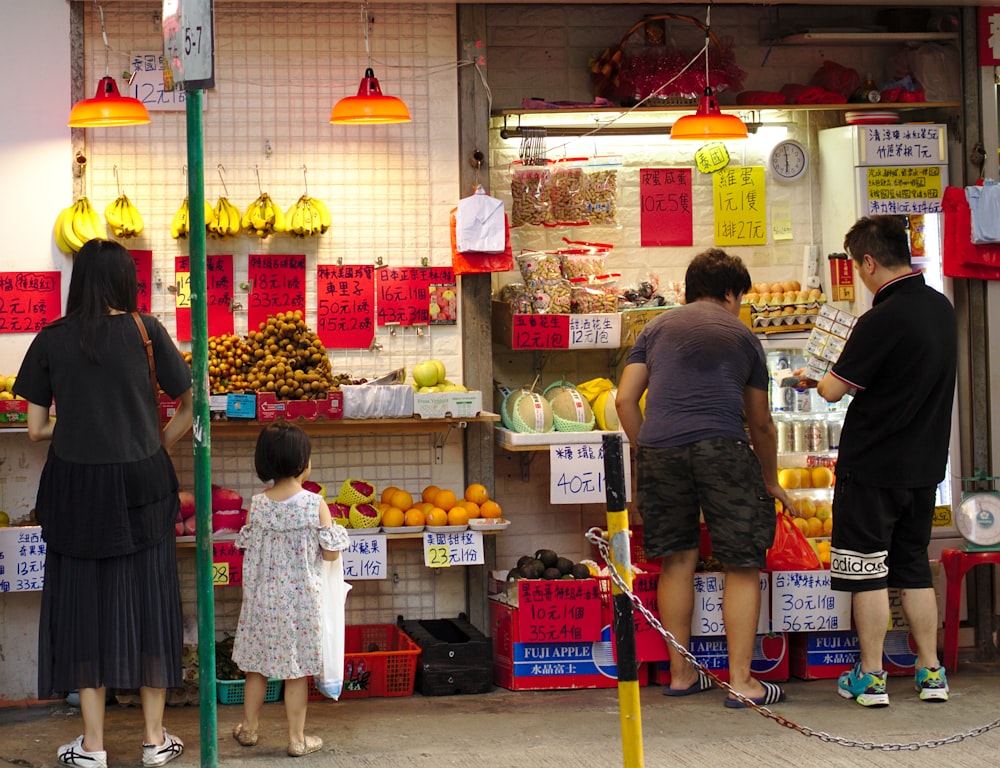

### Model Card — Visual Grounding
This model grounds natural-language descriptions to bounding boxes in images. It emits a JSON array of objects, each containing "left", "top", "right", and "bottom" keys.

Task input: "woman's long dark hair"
[{"left": 65, "top": 239, "right": 139, "bottom": 361}]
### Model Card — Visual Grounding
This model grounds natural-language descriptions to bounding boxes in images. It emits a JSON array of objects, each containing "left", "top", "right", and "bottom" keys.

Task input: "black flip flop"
[
  {"left": 724, "top": 681, "right": 787, "bottom": 709},
  {"left": 663, "top": 670, "right": 714, "bottom": 697}
]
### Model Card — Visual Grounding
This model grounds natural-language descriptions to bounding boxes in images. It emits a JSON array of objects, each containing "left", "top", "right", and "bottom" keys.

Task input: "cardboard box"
[
  {"left": 256, "top": 391, "right": 343, "bottom": 422},
  {"left": 789, "top": 630, "right": 918, "bottom": 680},
  {"left": 770, "top": 570, "right": 852, "bottom": 633},
  {"left": 651, "top": 633, "right": 790, "bottom": 685},
  {"left": 341, "top": 384, "right": 414, "bottom": 419},
  {"left": 225, "top": 393, "right": 257, "bottom": 419},
  {"left": 413, "top": 390, "right": 483, "bottom": 419},
  {"left": 0, "top": 398, "right": 28, "bottom": 423},
  {"left": 490, "top": 602, "right": 644, "bottom": 691},
  {"left": 487, "top": 570, "right": 603, "bottom": 642}
]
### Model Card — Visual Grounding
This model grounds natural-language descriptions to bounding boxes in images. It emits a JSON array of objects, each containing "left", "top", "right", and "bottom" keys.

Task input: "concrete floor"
[{"left": 2, "top": 662, "right": 1000, "bottom": 768}]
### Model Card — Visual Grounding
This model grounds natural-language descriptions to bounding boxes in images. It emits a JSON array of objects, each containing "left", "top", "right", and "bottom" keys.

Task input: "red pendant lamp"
[
  {"left": 68, "top": 4, "right": 149, "bottom": 128},
  {"left": 331, "top": 3, "right": 411, "bottom": 125},
  {"left": 670, "top": 7, "right": 746, "bottom": 141}
]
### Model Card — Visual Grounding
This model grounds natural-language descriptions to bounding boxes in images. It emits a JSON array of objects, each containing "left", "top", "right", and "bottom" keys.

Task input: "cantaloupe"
[
  {"left": 543, "top": 380, "right": 595, "bottom": 432},
  {"left": 504, "top": 389, "right": 554, "bottom": 433}
]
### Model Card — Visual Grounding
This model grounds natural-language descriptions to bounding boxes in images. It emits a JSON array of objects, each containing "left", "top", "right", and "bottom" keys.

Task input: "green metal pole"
[
  {"left": 603, "top": 433, "right": 643, "bottom": 768},
  {"left": 185, "top": 88, "right": 217, "bottom": 768}
]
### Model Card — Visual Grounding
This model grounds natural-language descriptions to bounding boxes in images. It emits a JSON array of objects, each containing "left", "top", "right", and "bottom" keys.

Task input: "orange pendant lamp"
[
  {"left": 69, "top": 75, "right": 150, "bottom": 128},
  {"left": 670, "top": 7, "right": 746, "bottom": 141},
  {"left": 68, "top": 4, "right": 149, "bottom": 128},
  {"left": 331, "top": 3, "right": 410, "bottom": 125}
]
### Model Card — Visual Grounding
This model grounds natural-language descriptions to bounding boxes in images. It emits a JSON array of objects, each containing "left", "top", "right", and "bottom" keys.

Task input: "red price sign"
[
  {"left": 130, "top": 249, "right": 152, "bottom": 313},
  {"left": 516, "top": 579, "right": 602, "bottom": 642},
  {"left": 376, "top": 266, "right": 455, "bottom": 326},
  {"left": 175, "top": 255, "right": 235, "bottom": 341},
  {"left": 511, "top": 313, "right": 569, "bottom": 349},
  {"left": 0, "top": 272, "right": 61, "bottom": 334},
  {"left": 640, "top": 168, "right": 693, "bottom": 247},
  {"left": 212, "top": 540, "right": 243, "bottom": 586},
  {"left": 316, "top": 264, "right": 376, "bottom": 349},
  {"left": 247, "top": 254, "right": 306, "bottom": 331}
]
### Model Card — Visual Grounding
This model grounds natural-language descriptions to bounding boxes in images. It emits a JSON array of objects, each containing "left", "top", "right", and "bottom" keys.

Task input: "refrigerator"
[{"left": 816, "top": 123, "right": 962, "bottom": 554}]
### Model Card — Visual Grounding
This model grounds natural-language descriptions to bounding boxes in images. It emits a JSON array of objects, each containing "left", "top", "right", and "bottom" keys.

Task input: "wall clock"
[{"left": 769, "top": 139, "right": 808, "bottom": 183}]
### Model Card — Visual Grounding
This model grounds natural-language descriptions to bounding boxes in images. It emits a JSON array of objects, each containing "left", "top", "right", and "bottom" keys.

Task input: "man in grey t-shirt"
[{"left": 617, "top": 249, "right": 793, "bottom": 708}]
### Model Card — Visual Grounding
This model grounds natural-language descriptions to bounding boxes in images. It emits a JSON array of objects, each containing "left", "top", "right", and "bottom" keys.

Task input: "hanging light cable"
[
  {"left": 68, "top": 2, "right": 150, "bottom": 128},
  {"left": 670, "top": 6, "right": 747, "bottom": 140},
  {"left": 330, "top": 1, "right": 411, "bottom": 125}
]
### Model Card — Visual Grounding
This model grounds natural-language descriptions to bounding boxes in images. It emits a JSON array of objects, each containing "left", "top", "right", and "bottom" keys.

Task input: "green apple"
[
  {"left": 429, "top": 359, "right": 446, "bottom": 382},
  {"left": 412, "top": 361, "right": 439, "bottom": 387},
  {"left": 417, "top": 385, "right": 442, "bottom": 393}
]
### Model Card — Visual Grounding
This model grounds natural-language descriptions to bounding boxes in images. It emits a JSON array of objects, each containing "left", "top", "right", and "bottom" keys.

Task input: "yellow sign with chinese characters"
[{"left": 713, "top": 166, "right": 767, "bottom": 246}]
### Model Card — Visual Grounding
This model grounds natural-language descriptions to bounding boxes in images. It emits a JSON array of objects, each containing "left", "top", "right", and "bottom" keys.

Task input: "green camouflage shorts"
[{"left": 637, "top": 437, "right": 776, "bottom": 568}]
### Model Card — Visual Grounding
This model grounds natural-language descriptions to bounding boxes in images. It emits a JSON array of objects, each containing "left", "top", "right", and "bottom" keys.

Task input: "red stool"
[{"left": 940, "top": 548, "right": 1000, "bottom": 672}]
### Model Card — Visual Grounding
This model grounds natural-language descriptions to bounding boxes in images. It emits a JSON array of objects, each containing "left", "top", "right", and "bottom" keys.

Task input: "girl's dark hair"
[
  {"left": 254, "top": 421, "right": 312, "bottom": 482},
  {"left": 65, "top": 239, "right": 139, "bottom": 361},
  {"left": 684, "top": 248, "right": 751, "bottom": 303}
]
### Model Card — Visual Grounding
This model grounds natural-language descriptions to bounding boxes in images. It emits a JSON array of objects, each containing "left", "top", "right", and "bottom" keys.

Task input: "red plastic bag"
[
  {"left": 766, "top": 511, "right": 822, "bottom": 571},
  {"left": 449, "top": 208, "right": 514, "bottom": 275},
  {"left": 942, "top": 186, "right": 1000, "bottom": 279}
]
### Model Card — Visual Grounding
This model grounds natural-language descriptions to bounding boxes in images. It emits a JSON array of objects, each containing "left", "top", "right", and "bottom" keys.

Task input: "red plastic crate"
[{"left": 339, "top": 624, "right": 421, "bottom": 699}]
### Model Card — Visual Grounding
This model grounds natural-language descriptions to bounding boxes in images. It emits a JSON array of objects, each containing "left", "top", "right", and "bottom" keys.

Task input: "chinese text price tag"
[
  {"left": 423, "top": 530, "right": 484, "bottom": 568},
  {"left": 549, "top": 440, "right": 631, "bottom": 505},
  {"left": 342, "top": 533, "right": 388, "bottom": 580}
]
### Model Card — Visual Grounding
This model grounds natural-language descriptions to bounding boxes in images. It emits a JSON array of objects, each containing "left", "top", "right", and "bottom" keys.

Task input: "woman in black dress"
[{"left": 14, "top": 239, "right": 193, "bottom": 768}]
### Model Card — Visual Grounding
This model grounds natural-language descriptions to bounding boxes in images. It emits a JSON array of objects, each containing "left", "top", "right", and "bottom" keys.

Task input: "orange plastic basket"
[{"left": 339, "top": 624, "right": 421, "bottom": 699}]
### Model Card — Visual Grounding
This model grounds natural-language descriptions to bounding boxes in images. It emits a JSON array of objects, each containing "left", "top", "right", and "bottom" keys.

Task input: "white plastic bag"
[
  {"left": 315, "top": 556, "right": 351, "bottom": 699},
  {"left": 455, "top": 186, "right": 506, "bottom": 252}
]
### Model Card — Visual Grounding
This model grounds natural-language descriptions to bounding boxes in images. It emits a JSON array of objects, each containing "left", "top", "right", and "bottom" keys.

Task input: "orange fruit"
[
  {"left": 380, "top": 486, "right": 400, "bottom": 504},
  {"left": 811, "top": 466, "right": 835, "bottom": 488},
  {"left": 381, "top": 506, "right": 405, "bottom": 528},
  {"left": 421, "top": 485, "right": 441, "bottom": 504},
  {"left": 447, "top": 506, "right": 469, "bottom": 526},
  {"left": 797, "top": 468, "right": 813, "bottom": 489},
  {"left": 777, "top": 468, "right": 800, "bottom": 490},
  {"left": 433, "top": 488, "right": 458, "bottom": 511},
  {"left": 798, "top": 500, "right": 816, "bottom": 519},
  {"left": 791, "top": 517, "right": 809, "bottom": 535},
  {"left": 480, "top": 500, "right": 502, "bottom": 519},
  {"left": 403, "top": 508, "right": 426, "bottom": 527},
  {"left": 389, "top": 488, "right": 413, "bottom": 513},
  {"left": 426, "top": 507, "right": 449, "bottom": 526},
  {"left": 822, "top": 516, "right": 834, "bottom": 535},
  {"left": 460, "top": 500, "right": 481, "bottom": 519},
  {"left": 465, "top": 483, "right": 489, "bottom": 505},
  {"left": 806, "top": 517, "right": 823, "bottom": 537}
]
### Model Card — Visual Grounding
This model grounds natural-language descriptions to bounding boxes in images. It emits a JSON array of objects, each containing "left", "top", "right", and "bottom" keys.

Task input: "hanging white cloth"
[
  {"left": 965, "top": 180, "right": 1000, "bottom": 244},
  {"left": 454, "top": 185, "right": 506, "bottom": 253}
]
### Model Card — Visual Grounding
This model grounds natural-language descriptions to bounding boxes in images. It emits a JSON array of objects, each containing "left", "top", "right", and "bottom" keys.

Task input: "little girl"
[{"left": 231, "top": 422, "right": 350, "bottom": 757}]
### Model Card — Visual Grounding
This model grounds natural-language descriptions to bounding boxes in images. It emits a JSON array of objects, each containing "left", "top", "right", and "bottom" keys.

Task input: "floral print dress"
[{"left": 232, "top": 490, "right": 350, "bottom": 679}]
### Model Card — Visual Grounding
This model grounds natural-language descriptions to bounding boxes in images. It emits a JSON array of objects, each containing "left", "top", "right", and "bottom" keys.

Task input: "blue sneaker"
[
  {"left": 837, "top": 661, "right": 889, "bottom": 707},
  {"left": 915, "top": 666, "right": 949, "bottom": 702}
]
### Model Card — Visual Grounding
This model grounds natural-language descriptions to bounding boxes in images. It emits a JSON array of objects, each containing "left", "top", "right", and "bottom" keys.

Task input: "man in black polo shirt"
[{"left": 803, "top": 215, "right": 956, "bottom": 707}]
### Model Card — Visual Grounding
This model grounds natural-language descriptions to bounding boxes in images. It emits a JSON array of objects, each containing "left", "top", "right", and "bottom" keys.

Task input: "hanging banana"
[
  {"left": 104, "top": 193, "right": 145, "bottom": 238},
  {"left": 241, "top": 193, "right": 287, "bottom": 238},
  {"left": 285, "top": 195, "right": 333, "bottom": 237}
]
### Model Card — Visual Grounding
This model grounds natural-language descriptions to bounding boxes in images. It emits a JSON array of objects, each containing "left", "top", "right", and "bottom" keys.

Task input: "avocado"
[
  {"left": 555, "top": 556, "right": 574, "bottom": 575},
  {"left": 519, "top": 559, "right": 545, "bottom": 579},
  {"left": 534, "top": 548, "right": 559, "bottom": 569},
  {"left": 542, "top": 567, "right": 563, "bottom": 580},
  {"left": 507, "top": 568, "right": 523, "bottom": 581},
  {"left": 517, "top": 554, "right": 535, "bottom": 569},
  {"left": 570, "top": 562, "right": 592, "bottom": 580}
]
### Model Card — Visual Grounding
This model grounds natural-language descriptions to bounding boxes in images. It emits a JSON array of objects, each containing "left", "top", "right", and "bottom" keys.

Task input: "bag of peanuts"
[
  {"left": 549, "top": 158, "right": 590, "bottom": 226},
  {"left": 509, "top": 161, "right": 554, "bottom": 227},
  {"left": 584, "top": 156, "right": 622, "bottom": 227}
]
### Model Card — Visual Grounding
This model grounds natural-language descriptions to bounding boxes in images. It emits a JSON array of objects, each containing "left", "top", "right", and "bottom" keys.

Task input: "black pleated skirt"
[{"left": 35, "top": 447, "right": 183, "bottom": 697}]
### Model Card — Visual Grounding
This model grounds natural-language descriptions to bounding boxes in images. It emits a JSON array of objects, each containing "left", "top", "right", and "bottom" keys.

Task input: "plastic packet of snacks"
[
  {"left": 509, "top": 162, "right": 554, "bottom": 227},
  {"left": 516, "top": 250, "right": 562, "bottom": 283},
  {"left": 529, "top": 278, "right": 571, "bottom": 314}
]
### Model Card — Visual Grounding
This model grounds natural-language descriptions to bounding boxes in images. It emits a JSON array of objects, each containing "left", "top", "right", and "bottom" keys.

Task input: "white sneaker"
[
  {"left": 142, "top": 730, "right": 184, "bottom": 767},
  {"left": 57, "top": 735, "right": 108, "bottom": 768}
]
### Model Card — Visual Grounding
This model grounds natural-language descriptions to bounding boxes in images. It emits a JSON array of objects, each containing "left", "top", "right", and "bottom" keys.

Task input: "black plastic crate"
[{"left": 398, "top": 614, "right": 493, "bottom": 696}]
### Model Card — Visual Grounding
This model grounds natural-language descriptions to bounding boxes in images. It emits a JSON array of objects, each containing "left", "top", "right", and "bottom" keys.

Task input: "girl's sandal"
[
  {"left": 287, "top": 735, "right": 322, "bottom": 757},
  {"left": 232, "top": 723, "right": 258, "bottom": 747}
]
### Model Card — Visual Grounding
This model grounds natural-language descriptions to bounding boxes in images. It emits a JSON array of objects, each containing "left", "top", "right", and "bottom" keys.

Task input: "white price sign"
[
  {"left": 771, "top": 570, "right": 851, "bottom": 633},
  {"left": 162, "top": 0, "right": 215, "bottom": 89},
  {"left": 568, "top": 313, "right": 621, "bottom": 349},
  {"left": 549, "top": 437, "right": 631, "bottom": 504},
  {"left": 341, "top": 533, "right": 387, "bottom": 580},
  {"left": 0, "top": 525, "right": 46, "bottom": 593},
  {"left": 423, "top": 530, "right": 484, "bottom": 568}
]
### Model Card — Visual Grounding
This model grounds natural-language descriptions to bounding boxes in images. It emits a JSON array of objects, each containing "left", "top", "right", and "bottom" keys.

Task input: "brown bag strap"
[{"left": 131, "top": 311, "right": 160, "bottom": 400}]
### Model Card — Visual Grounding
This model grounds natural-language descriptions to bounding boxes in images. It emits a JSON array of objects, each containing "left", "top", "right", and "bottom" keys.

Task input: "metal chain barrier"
[{"left": 585, "top": 528, "right": 1000, "bottom": 751}]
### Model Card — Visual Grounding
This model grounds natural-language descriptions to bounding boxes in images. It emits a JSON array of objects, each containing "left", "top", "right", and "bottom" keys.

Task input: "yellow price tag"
[
  {"left": 175, "top": 271, "right": 191, "bottom": 308},
  {"left": 212, "top": 561, "right": 230, "bottom": 585},
  {"left": 694, "top": 142, "right": 730, "bottom": 174},
  {"left": 426, "top": 544, "right": 450, "bottom": 568}
]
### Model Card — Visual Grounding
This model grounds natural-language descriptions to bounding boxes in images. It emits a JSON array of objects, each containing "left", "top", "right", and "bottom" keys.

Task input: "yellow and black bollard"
[{"left": 603, "top": 433, "right": 644, "bottom": 768}]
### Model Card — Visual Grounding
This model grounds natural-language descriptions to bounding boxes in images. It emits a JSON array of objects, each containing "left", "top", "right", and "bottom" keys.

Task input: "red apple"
[
  {"left": 178, "top": 491, "right": 196, "bottom": 519},
  {"left": 182, "top": 516, "right": 197, "bottom": 536},
  {"left": 211, "top": 484, "right": 243, "bottom": 512}
]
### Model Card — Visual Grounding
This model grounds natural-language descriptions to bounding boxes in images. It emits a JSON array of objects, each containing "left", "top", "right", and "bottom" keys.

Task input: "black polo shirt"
[{"left": 831, "top": 271, "right": 956, "bottom": 487}]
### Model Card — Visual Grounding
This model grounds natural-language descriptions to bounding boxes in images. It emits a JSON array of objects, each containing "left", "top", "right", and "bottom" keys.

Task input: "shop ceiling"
[{"left": 104, "top": 1, "right": 985, "bottom": 6}]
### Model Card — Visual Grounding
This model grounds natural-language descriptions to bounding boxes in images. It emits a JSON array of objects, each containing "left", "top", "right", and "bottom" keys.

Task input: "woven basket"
[{"left": 590, "top": 13, "right": 745, "bottom": 107}]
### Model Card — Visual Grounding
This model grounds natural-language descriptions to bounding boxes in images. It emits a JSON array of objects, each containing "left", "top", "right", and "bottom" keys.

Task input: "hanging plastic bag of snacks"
[
  {"left": 549, "top": 158, "right": 590, "bottom": 226},
  {"left": 584, "top": 156, "right": 622, "bottom": 227},
  {"left": 509, "top": 161, "right": 554, "bottom": 227},
  {"left": 516, "top": 250, "right": 563, "bottom": 284}
]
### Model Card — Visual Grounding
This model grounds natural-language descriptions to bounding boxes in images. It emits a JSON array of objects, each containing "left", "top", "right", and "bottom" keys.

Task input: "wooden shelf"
[
  {"left": 201, "top": 413, "right": 499, "bottom": 438},
  {"left": 775, "top": 31, "right": 958, "bottom": 46}
]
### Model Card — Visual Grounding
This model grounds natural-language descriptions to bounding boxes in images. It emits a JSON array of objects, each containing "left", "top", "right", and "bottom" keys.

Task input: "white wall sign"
[
  {"left": 0, "top": 526, "right": 46, "bottom": 593},
  {"left": 770, "top": 570, "right": 852, "bottom": 632},
  {"left": 341, "top": 533, "right": 387, "bottom": 580},
  {"left": 549, "top": 437, "right": 631, "bottom": 505}
]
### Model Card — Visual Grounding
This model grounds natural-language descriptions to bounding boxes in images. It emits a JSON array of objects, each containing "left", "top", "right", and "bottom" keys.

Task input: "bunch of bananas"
[
  {"left": 54, "top": 197, "right": 107, "bottom": 254},
  {"left": 285, "top": 195, "right": 333, "bottom": 237},
  {"left": 241, "top": 193, "right": 286, "bottom": 238},
  {"left": 170, "top": 197, "right": 216, "bottom": 239},
  {"left": 208, "top": 196, "right": 242, "bottom": 239},
  {"left": 104, "top": 194, "right": 145, "bottom": 239}
]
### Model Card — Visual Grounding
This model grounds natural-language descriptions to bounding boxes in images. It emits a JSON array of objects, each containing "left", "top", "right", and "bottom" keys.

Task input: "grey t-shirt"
[{"left": 624, "top": 301, "right": 768, "bottom": 448}]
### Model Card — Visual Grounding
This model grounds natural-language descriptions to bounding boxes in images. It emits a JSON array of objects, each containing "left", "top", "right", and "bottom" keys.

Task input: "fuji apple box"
[{"left": 652, "top": 633, "right": 789, "bottom": 685}]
